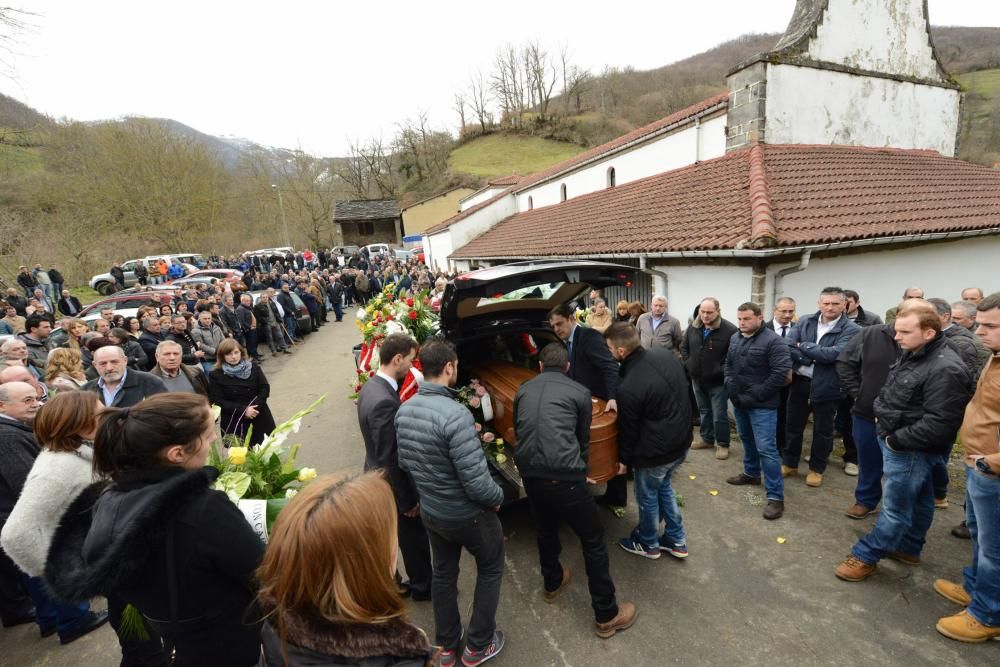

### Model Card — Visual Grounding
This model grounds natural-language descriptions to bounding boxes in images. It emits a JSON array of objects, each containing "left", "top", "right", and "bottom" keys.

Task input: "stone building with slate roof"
[
  {"left": 425, "top": 0, "right": 999, "bottom": 321},
  {"left": 333, "top": 199, "right": 403, "bottom": 246}
]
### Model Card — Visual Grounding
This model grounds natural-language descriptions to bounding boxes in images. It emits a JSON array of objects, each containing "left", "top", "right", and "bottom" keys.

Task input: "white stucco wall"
[
  {"left": 515, "top": 115, "right": 727, "bottom": 210},
  {"left": 425, "top": 231, "right": 454, "bottom": 273},
  {"left": 766, "top": 236, "right": 1000, "bottom": 318},
  {"left": 766, "top": 63, "right": 961, "bottom": 156},
  {"left": 460, "top": 186, "right": 505, "bottom": 211},
  {"left": 430, "top": 194, "right": 518, "bottom": 270},
  {"left": 651, "top": 262, "right": 755, "bottom": 325},
  {"left": 808, "top": 0, "right": 941, "bottom": 81}
]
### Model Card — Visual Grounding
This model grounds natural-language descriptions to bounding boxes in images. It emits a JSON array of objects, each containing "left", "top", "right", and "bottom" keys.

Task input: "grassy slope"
[
  {"left": 956, "top": 69, "right": 1000, "bottom": 165},
  {"left": 449, "top": 134, "right": 585, "bottom": 178}
]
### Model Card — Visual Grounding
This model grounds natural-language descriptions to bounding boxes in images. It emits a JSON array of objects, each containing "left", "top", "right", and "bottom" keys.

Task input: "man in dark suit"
[
  {"left": 83, "top": 346, "right": 167, "bottom": 407},
  {"left": 548, "top": 303, "right": 627, "bottom": 512},
  {"left": 356, "top": 333, "right": 432, "bottom": 600},
  {"left": 764, "top": 297, "right": 796, "bottom": 455},
  {"left": 56, "top": 290, "right": 83, "bottom": 317}
]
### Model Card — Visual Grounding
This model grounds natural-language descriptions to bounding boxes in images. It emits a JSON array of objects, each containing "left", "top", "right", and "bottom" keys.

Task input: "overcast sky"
[{"left": 3, "top": 1, "right": 997, "bottom": 156}]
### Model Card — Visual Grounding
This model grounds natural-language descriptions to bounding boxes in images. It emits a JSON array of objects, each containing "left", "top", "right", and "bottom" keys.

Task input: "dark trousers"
[
  {"left": 524, "top": 478, "right": 618, "bottom": 623},
  {"left": 244, "top": 330, "right": 260, "bottom": 359},
  {"left": 836, "top": 397, "right": 858, "bottom": 464},
  {"left": 0, "top": 547, "right": 33, "bottom": 622},
  {"left": 107, "top": 594, "right": 170, "bottom": 666},
  {"left": 423, "top": 511, "right": 504, "bottom": 652},
  {"left": 333, "top": 302, "right": 343, "bottom": 321},
  {"left": 783, "top": 375, "right": 838, "bottom": 473},
  {"left": 775, "top": 385, "right": 790, "bottom": 454},
  {"left": 398, "top": 513, "right": 432, "bottom": 597},
  {"left": 601, "top": 475, "right": 629, "bottom": 507}
]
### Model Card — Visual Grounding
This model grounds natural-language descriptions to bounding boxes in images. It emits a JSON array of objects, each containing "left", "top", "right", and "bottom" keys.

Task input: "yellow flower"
[
  {"left": 228, "top": 447, "right": 248, "bottom": 465},
  {"left": 298, "top": 467, "right": 317, "bottom": 482}
]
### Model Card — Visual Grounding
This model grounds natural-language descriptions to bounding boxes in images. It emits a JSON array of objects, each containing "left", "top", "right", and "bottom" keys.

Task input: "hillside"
[
  {"left": 957, "top": 69, "right": 1000, "bottom": 166},
  {"left": 449, "top": 134, "right": 585, "bottom": 178}
]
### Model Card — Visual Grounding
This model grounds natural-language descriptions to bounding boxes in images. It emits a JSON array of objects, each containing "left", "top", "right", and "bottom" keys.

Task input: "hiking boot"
[
  {"left": 726, "top": 473, "right": 761, "bottom": 486},
  {"left": 934, "top": 579, "right": 971, "bottom": 606},
  {"left": 763, "top": 499, "right": 784, "bottom": 520},
  {"left": 715, "top": 446, "right": 730, "bottom": 460},
  {"left": 805, "top": 471, "right": 823, "bottom": 487},
  {"left": 659, "top": 541, "right": 689, "bottom": 559},
  {"left": 618, "top": 537, "right": 660, "bottom": 560},
  {"left": 781, "top": 465, "right": 798, "bottom": 478},
  {"left": 951, "top": 521, "right": 971, "bottom": 539},
  {"left": 844, "top": 462, "right": 859, "bottom": 476},
  {"left": 543, "top": 566, "right": 571, "bottom": 603},
  {"left": 934, "top": 497, "right": 949, "bottom": 510},
  {"left": 845, "top": 503, "right": 875, "bottom": 520},
  {"left": 936, "top": 610, "right": 1000, "bottom": 643},
  {"left": 888, "top": 551, "right": 921, "bottom": 566},
  {"left": 691, "top": 440, "right": 714, "bottom": 450},
  {"left": 595, "top": 601, "right": 638, "bottom": 639},
  {"left": 835, "top": 555, "right": 877, "bottom": 582},
  {"left": 461, "top": 630, "right": 505, "bottom": 666}
]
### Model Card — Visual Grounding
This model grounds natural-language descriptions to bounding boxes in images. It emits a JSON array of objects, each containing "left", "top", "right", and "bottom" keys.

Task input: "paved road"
[{"left": 1, "top": 318, "right": 992, "bottom": 664}]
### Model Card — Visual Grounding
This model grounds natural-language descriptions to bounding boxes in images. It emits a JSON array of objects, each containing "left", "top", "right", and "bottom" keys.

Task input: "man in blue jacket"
[
  {"left": 724, "top": 302, "right": 793, "bottom": 520},
  {"left": 396, "top": 339, "right": 506, "bottom": 667},
  {"left": 784, "top": 287, "right": 860, "bottom": 487}
]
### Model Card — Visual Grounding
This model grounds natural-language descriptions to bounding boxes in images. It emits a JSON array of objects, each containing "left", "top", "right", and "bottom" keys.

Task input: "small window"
[
  {"left": 359, "top": 221, "right": 374, "bottom": 236},
  {"left": 607, "top": 166, "right": 616, "bottom": 188},
  {"left": 560, "top": 183, "right": 567, "bottom": 202},
  {"left": 527, "top": 196, "right": 533, "bottom": 210}
]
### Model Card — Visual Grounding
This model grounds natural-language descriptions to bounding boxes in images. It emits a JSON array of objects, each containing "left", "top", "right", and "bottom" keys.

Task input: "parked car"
[
  {"left": 410, "top": 246, "right": 425, "bottom": 264},
  {"left": 168, "top": 269, "right": 244, "bottom": 287},
  {"left": 248, "top": 290, "right": 312, "bottom": 336},
  {"left": 332, "top": 245, "right": 360, "bottom": 257},
  {"left": 78, "top": 292, "right": 176, "bottom": 324},
  {"left": 393, "top": 248, "right": 415, "bottom": 261},
  {"left": 89, "top": 254, "right": 202, "bottom": 295},
  {"left": 363, "top": 243, "right": 392, "bottom": 257}
]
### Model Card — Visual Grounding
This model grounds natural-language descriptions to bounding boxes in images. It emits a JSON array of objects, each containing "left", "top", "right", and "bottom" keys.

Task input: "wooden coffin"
[{"left": 468, "top": 360, "right": 620, "bottom": 483}]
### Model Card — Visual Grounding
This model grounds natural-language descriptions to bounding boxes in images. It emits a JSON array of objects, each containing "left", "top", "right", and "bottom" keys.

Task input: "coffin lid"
[{"left": 440, "top": 260, "right": 641, "bottom": 338}]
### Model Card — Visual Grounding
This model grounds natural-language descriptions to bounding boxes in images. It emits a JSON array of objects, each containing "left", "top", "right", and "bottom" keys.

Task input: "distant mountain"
[
  {"left": 139, "top": 117, "right": 299, "bottom": 170},
  {"left": 0, "top": 92, "right": 53, "bottom": 131}
]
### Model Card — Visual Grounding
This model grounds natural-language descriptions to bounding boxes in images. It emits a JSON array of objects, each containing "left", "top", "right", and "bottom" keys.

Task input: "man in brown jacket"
[{"left": 935, "top": 291, "right": 1000, "bottom": 643}]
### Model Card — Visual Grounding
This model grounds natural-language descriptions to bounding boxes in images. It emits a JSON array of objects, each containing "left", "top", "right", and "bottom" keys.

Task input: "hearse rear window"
[{"left": 476, "top": 282, "right": 564, "bottom": 307}]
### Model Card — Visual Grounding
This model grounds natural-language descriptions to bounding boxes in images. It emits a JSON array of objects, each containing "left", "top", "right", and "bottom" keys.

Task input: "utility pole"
[{"left": 271, "top": 183, "right": 292, "bottom": 247}]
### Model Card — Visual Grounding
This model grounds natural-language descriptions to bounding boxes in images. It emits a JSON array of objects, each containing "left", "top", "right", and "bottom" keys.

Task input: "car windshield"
[{"left": 476, "top": 282, "right": 564, "bottom": 307}]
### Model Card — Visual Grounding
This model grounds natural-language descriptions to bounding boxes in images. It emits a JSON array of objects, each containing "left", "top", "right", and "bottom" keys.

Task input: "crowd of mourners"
[{"left": 1, "top": 253, "right": 998, "bottom": 665}]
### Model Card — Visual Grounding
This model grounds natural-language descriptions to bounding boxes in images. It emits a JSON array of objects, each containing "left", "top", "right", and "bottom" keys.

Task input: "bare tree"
[
  {"left": 560, "top": 45, "right": 591, "bottom": 115},
  {"left": 524, "top": 41, "right": 558, "bottom": 121},
  {"left": 273, "top": 149, "right": 339, "bottom": 249},
  {"left": 0, "top": 7, "right": 33, "bottom": 79},
  {"left": 453, "top": 92, "right": 468, "bottom": 136},
  {"left": 468, "top": 71, "right": 493, "bottom": 133}
]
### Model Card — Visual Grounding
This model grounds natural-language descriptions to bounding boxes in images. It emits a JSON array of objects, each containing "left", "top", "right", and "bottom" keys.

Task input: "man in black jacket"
[
  {"left": 137, "top": 317, "right": 165, "bottom": 371},
  {"left": 237, "top": 294, "right": 259, "bottom": 361},
  {"left": 56, "top": 290, "right": 82, "bottom": 317},
  {"left": 836, "top": 300, "right": 973, "bottom": 582},
  {"left": 605, "top": 322, "right": 692, "bottom": 558},
  {"left": 724, "top": 302, "right": 793, "bottom": 520},
  {"left": 165, "top": 314, "right": 206, "bottom": 366},
  {"left": 83, "top": 346, "right": 168, "bottom": 407},
  {"left": 836, "top": 323, "right": 899, "bottom": 519},
  {"left": 682, "top": 298, "right": 738, "bottom": 460},
  {"left": 513, "top": 343, "right": 636, "bottom": 637},
  {"left": 549, "top": 303, "right": 628, "bottom": 514},
  {"left": 356, "top": 334, "right": 431, "bottom": 601}
]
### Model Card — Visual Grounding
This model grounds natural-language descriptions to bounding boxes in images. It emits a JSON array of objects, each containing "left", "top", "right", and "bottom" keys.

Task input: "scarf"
[{"left": 222, "top": 359, "right": 252, "bottom": 380}]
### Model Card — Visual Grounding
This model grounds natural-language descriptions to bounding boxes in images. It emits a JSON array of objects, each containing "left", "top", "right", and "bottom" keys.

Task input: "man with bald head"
[
  {"left": 885, "top": 287, "right": 924, "bottom": 325},
  {"left": 0, "top": 365, "right": 48, "bottom": 404},
  {"left": 961, "top": 287, "right": 984, "bottom": 305},
  {"left": 82, "top": 345, "right": 167, "bottom": 407}
]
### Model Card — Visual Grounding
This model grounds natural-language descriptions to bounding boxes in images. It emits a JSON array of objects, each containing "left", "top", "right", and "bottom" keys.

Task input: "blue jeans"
[
  {"left": 964, "top": 466, "right": 1000, "bottom": 627},
  {"left": 283, "top": 315, "right": 298, "bottom": 340},
  {"left": 733, "top": 406, "right": 784, "bottom": 501},
  {"left": 692, "top": 381, "right": 730, "bottom": 446},
  {"left": 633, "top": 457, "right": 686, "bottom": 548},
  {"left": 853, "top": 416, "right": 883, "bottom": 510},
  {"left": 24, "top": 575, "right": 89, "bottom": 635},
  {"left": 852, "top": 438, "right": 935, "bottom": 563},
  {"left": 932, "top": 443, "right": 954, "bottom": 500}
]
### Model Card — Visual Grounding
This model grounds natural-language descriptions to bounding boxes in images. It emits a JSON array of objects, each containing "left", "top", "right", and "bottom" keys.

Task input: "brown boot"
[
  {"left": 887, "top": 551, "right": 920, "bottom": 566},
  {"left": 595, "top": 601, "right": 637, "bottom": 639},
  {"left": 691, "top": 440, "right": 714, "bottom": 450},
  {"left": 934, "top": 579, "right": 971, "bottom": 606},
  {"left": 936, "top": 610, "right": 1000, "bottom": 643},
  {"left": 835, "top": 555, "right": 877, "bottom": 582},
  {"left": 844, "top": 503, "right": 875, "bottom": 520},
  {"left": 781, "top": 465, "right": 798, "bottom": 478},
  {"left": 714, "top": 446, "right": 730, "bottom": 460},
  {"left": 805, "top": 471, "right": 823, "bottom": 487},
  {"left": 543, "top": 566, "right": 571, "bottom": 603}
]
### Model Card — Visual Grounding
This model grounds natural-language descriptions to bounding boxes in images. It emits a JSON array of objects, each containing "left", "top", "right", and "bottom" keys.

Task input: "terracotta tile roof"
[
  {"left": 424, "top": 93, "right": 729, "bottom": 236},
  {"left": 450, "top": 144, "right": 1000, "bottom": 259},
  {"left": 487, "top": 174, "right": 523, "bottom": 186}
]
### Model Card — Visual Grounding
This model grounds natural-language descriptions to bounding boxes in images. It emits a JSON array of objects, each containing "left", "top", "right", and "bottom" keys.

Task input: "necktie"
[{"left": 781, "top": 326, "right": 787, "bottom": 338}]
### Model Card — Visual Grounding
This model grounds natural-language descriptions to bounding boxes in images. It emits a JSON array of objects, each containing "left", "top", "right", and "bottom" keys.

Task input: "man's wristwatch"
[{"left": 975, "top": 457, "right": 997, "bottom": 476}]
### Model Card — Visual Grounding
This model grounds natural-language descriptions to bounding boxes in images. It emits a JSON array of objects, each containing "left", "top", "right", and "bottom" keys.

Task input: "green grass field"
[
  {"left": 68, "top": 286, "right": 103, "bottom": 306},
  {"left": 956, "top": 69, "right": 1000, "bottom": 164},
  {"left": 449, "top": 134, "right": 585, "bottom": 178}
]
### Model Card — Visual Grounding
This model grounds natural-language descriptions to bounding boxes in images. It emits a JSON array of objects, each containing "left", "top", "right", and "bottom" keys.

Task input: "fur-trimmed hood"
[
  {"left": 259, "top": 601, "right": 434, "bottom": 667},
  {"left": 44, "top": 466, "right": 217, "bottom": 603}
]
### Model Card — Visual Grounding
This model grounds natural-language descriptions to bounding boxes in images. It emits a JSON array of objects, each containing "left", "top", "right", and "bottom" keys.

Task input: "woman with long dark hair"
[
  {"left": 108, "top": 327, "right": 148, "bottom": 370},
  {"left": 44, "top": 393, "right": 264, "bottom": 666},
  {"left": 209, "top": 338, "right": 276, "bottom": 447},
  {"left": 258, "top": 472, "right": 436, "bottom": 666}
]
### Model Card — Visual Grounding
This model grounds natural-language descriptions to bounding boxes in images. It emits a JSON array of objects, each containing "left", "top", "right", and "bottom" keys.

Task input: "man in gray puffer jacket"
[{"left": 396, "top": 338, "right": 506, "bottom": 666}]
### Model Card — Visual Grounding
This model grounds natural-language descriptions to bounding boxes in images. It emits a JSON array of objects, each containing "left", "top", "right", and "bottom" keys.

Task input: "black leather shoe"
[
  {"left": 410, "top": 589, "right": 432, "bottom": 602},
  {"left": 1, "top": 609, "right": 36, "bottom": 628},
  {"left": 58, "top": 610, "right": 109, "bottom": 645},
  {"left": 763, "top": 500, "right": 785, "bottom": 520},
  {"left": 726, "top": 473, "right": 762, "bottom": 486},
  {"left": 951, "top": 521, "right": 971, "bottom": 540}
]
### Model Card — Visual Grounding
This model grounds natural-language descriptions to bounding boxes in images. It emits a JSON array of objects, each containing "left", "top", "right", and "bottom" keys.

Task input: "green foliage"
[
  {"left": 956, "top": 69, "right": 1000, "bottom": 166},
  {"left": 449, "top": 134, "right": 585, "bottom": 178}
]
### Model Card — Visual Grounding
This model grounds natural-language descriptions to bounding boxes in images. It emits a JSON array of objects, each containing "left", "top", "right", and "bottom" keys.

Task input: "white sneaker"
[{"left": 844, "top": 462, "right": 859, "bottom": 476}]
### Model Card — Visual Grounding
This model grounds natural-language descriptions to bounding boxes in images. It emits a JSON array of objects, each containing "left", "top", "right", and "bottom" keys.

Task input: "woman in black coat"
[{"left": 209, "top": 339, "right": 276, "bottom": 447}]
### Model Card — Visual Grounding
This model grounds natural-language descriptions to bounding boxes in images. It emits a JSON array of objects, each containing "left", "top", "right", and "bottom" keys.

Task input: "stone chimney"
[{"left": 725, "top": 0, "right": 962, "bottom": 155}]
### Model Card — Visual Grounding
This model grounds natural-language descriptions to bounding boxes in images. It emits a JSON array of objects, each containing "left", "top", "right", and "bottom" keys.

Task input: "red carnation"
[
  {"left": 409, "top": 310, "right": 418, "bottom": 320},
  {"left": 406, "top": 297, "right": 414, "bottom": 307},
  {"left": 386, "top": 314, "right": 393, "bottom": 320},
  {"left": 354, "top": 384, "right": 362, "bottom": 392}
]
